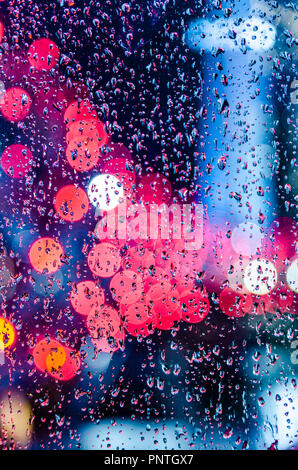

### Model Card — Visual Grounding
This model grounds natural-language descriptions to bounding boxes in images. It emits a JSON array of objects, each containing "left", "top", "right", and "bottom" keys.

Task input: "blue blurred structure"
[{"left": 185, "top": 1, "right": 278, "bottom": 228}]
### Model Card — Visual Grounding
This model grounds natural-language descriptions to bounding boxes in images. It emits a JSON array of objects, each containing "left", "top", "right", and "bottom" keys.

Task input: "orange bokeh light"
[
  {"left": 0, "top": 318, "right": 16, "bottom": 349},
  {"left": 66, "top": 138, "right": 101, "bottom": 172},
  {"left": 32, "top": 338, "right": 61, "bottom": 372},
  {"left": 47, "top": 346, "right": 80, "bottom": 381},
  {"left": 32, "top": 338, "right": 80, "bottom": 381},
  {"left": 46, "top": 345, "right": 66, "bottom": 372},
  {"left": 29, "top": 237, "right": 64, "bottom": 274}
]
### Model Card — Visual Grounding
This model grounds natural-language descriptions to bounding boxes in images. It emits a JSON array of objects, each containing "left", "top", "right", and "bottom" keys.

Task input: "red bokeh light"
[
  {"left": 102, "top": 157, "right": 136, "bottom": 194},
  {"left": 180, "top": 288, "right": 210, "bottom": 323},
  {"left": 103, "top": 143, "right": 133, "bottom": 162},
  {"left": 64, "top": 100, "right": 97, "bottom": 125},
  {"left": 137, "top": 173, "right": 172, "bottom": 205},
  {"left": 70, "top": 280, "right": 105, "bottom": 316},
  {"left": 87, "top": 304, "right": 121, "bottom": 340},
  {"left": 219, "top": 287, "right": 252, "bottom": 317},
  {"left": 103, "top": 157, "right": 135, "bottom": 177},
  {"left": 110, "top": 269, "right": 143, "bottom": 305},
  {"left": 152, "top": 296, "right": 181, "bottom": 330},
  {"left": 1, "top": 144, "right": 32, "bottom": 178},
  {"left": 269, "top": 283, "right": 294, "bottom": 314},
  {"left": 262, "top": 217, "right": 297, "bottom": 271},
  {"left": 121, "top": 244, "right": 156, "bottom": 274},
  {"left": 144, "top": 267, "right": 172, "bottom": 301},
  {"left": 87, "top": 242, "right": 121, "bottom": 278},
  {"left": 28, "top": 38, "right": 60, "bottom": 71},
  {"left": 66, "top": 120, "right": 107, "bottom": 148},
  {"left": 94, "top": 206, "right": 129, "bottom": 248},
  {"left": 48, "top": 346, "right": 80, "bottom": 381},
  {"left": 121, "top": 301, "right": 155, "bottom": 337},
  {"left": 0, "top": 22, "right": 4, "bottom": 44},
  {"left": 0, "top": 87, "right": 32, "bottom": 122},
  {"left": 33, "top": 338, "right": 61, "bottom": 372},
  {"left": 32, "top": 338, "right": 80, "bottom": 381},
  {"left": 54, "top": 185, "right": 89, "bottom": 222}
]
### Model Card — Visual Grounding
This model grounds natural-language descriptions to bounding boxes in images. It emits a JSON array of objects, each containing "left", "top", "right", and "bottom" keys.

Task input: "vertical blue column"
[{"left": 185, "top": 3, "right": 278, "bottom": 229}]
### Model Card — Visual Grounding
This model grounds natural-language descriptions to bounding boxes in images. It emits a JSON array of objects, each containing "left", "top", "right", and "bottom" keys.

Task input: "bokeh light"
[
  {"left": 32, "top": 338, "right": 80, "bottom": 381},
  {"left": 0, "top": 391, "right": 32, "bottom": 448},
  {"left": 122, "top": 301, "right": 155, "bottom": 337},
  {"left": 32, "top": 338, "right": 62, "bottom": 372},
  {"left": 0, "top": 0, "right": 296, "bottom": 452},
  {"left": 1, "top": 144, "right": 32, "bottom": 178},
  {"left": 29, "top": 237, "right": 64, "bottom": 274},
  {"left": 54, "top": 185, "right": 89, "bottom": 222},
  {"left": 152, "top": 296, "right": 181, "bottom": 330},
  {"left": 46, "top": 345, "right": 66, "bottom": 372},
  {"left": 244, "top": 259, "right": 277, "bottom": 295},
  {"left": 286, "top": 259, "right": 298, "bottom": 294},
  {"left": 28, "top": 38, "right": 60, "bottom": 71},
  {"left": 47, "top": 346, "right": 80, "bottom": 381},
  {"left": 66, "top": 119, "right": 106, "bottom": 147},
  {"left": 0, "top": 87, "right": 32, "bottom": 122},
  {"left": 180, "top": 288, "right": 210, "bottom": 323},
  {"left": 87, "top": 174, "right": 124, "bottom": 211},
  {"left": 110, "top": 269, "right": 143, "bottom": 305},
  {"left": 64, "top": 99, "right": 97, "bottom": 125},
  {"left": 66, "top": 138, "right": 101, "bottom": 172},
  {"left": 91, "top": 328, "right": 125, "bottom": 354},
  {"left": 70, "top": 280, "right": 105, "bottom": 315},
  {"left": 231, "top": 222, "right": 264, "bottom": 257},
  {"left": 137, "top": 173, "right": 172, "bottom": 205},
  {"left": 87, "top": 242, "right": 121, "bottom": 278},
  {"left": 0, "top": 317, "right": 16, "bottom": 349},
  {"left": 219, "top": 288, "right": 252, "bottom": 318},
  {"left": 87, "top": 304, "right": 121, "bottom": 340},
  {"left": 0, "top": 21, "right": 4, "bottom": 44}
]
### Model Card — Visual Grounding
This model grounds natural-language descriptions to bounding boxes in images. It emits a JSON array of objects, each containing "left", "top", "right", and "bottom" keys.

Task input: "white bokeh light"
[
  {"left": 231, "top": 222, "right": 264, "bottom": 257},
  {"left": 239, "top": 17, "right": 276, "bottom": 51},
  {"left": 185, "top": 17, "right": 276, "bottom": 52},
  {"left": 87, "top": 174, "right": 124, "bottom": 212},
  {"left": 227, "top": 259, "right": 248, "bottom": 293},
  {"left": 286, "top": 259, "right": 298, "bottom": 294},
  {"left": 261, "top": 383, "right": 298, "bottom": 450},
  {"left": 244, "top": 259, "right": 277, "bottom": 295}
]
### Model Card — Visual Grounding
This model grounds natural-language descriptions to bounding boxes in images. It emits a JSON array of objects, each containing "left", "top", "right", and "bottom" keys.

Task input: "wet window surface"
[{"left": 0, "top": 0, "right": 296, "bottom": 451}]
